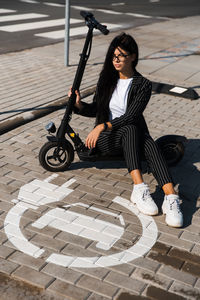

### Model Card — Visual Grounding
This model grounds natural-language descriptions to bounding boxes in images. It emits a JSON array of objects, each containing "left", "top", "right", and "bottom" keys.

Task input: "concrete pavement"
[
  {"left": 1, "top": 15, "right": 200, "bottom": 133},
  {"left": 0, "top": 15, "right": 200, "bottom": 300}
]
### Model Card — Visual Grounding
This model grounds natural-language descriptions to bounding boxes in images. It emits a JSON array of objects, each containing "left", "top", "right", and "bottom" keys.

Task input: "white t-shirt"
[{"left": 109, "top": 78, "right": 133, "bottom": 121}]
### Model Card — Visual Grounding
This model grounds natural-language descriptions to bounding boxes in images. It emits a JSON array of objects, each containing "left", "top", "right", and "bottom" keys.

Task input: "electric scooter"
[{"left": 39, "top": 11, "right": 187, "bottom": 173}]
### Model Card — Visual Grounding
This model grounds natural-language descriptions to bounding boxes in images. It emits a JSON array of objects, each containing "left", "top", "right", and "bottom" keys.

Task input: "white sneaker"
[
  {"left": 162, "top": 194, "right": 183, "bottom": 227},
  {"left": 130, "top": 184, "right": 158, "bottom": 216}
]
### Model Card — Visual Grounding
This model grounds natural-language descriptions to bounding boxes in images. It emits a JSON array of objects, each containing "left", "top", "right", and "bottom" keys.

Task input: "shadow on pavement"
[
  {"left": 173, "top": 138, "right": 200, "bottom": 227},
  {"left": 69, "top": 138, "right": 200, "bottom": 228},
  {"left": 152, "top": 138, "right": 200, "bottom": 227}
]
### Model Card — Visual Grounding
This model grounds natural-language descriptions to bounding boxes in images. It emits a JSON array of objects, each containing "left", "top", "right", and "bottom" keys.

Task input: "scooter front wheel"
[{"left": 39, "top": 140, "right": 74, "bottom": 172}]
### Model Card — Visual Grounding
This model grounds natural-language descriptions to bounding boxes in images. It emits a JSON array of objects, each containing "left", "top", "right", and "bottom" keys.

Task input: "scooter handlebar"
[
  {"left": 80, "top": 11, "right": 93, "bottom": 19},
  {"left": 96, "top": 23, "right": 109, "bottom": 35},
  {"left": 80, "top": 10, "right": 109, "bottom": 35}
]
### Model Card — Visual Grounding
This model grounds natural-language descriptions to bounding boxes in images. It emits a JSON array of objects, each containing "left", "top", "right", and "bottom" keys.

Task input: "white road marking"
[
  {"left": 35, "top": 23, "right": 121, "bottom": 39},
  {"left": 61, "top": 178, "right": 76, "bottom": 188},
  {"left": 18, "top": 178, "right": 74, "bottom": 207},
  {"left": 150, "top": 0, "right": 160, "bottom": 2},
  {"left": 71, "top": 5, "right": 166, "bottom": 20},
  {"left": 0, "top": 13, "right": 48, "bottom": 23},
  {"left": 4, "top": 203, "right": 45, "bottom": 258},
  {"left": 43, "top": 2, "right": 65, "bottom": 7},
  {"left": 0, "top": 18, "right": 81, "bottom": 32},
  {"left": 19, "top": 0, "right": 39, "bottom": 3},
  {"left": 71, "top": 5, "right": 93, "bottom": 12},
  {"left": 44, "top": 173, "right": 58, "bottom": 182},
  {"left": 46, "top": 254, "right": 75, "bottom": 267},
  {"left": 97, "top": 9, "right": 123, "bottom": 15},
  {"left": 71, "top": 6, "right": 122, "bottom": 15},
  {"left": 111, "top": 3, "right": 125, "bottom": 6},
  {"left": 4, "top": 177, "right": 76, "bottom": 257},
  {"left": 69, "top": 26, "right": 90, "bottom": 37},
  {"left": 0, "top": 9, "right": 17, "bottom": 14},
  {"left": 47, "top": 196, "right": 158, "bottom": 268},
  {"left": 35, "top": 29, "right": 68, "bottom": 39},
  {"left": 126, "top": 12, "right": 152, "bottom": 19},
  {"left": 32, "top": 202, "right": 125, "bottom": 250},
  {"left": 22, "top": 179, "right": 57, "bottom": 191},
  {"left": 4, "top": 177, "right": 158, "bottom": 268}
]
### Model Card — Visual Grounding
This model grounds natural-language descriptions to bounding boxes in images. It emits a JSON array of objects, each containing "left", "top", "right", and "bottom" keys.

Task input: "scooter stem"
[{"left": 57, "top": 26, "right": 94, "bottom": 140}]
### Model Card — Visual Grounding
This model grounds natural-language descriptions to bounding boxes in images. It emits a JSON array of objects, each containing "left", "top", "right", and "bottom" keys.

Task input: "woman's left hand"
[{"left": 85, "top": 124, "right": 104, "bottom": 149}]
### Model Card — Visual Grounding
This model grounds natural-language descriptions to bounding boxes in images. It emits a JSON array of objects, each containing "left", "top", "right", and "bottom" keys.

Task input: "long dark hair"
[{"left": 95, "top": 33, "right": 139, "bottom": 124}]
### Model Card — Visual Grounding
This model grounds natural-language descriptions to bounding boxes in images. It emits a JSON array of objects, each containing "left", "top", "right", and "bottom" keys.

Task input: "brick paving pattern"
[{"left": 0, "top": 14, "right": 200, "bottom": 300}]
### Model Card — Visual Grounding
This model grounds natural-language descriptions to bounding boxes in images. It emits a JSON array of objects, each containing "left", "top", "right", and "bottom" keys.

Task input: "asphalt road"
[
  {"left": 0, "top": 0, "right": 200, "bottom": 54},
  {"left": 69, "top": 0, "right": 200, "bottom": 18}
]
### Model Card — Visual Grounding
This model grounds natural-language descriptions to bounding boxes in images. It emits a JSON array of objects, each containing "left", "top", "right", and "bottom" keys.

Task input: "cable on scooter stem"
[
  {"left": 56, "top": 12, "right": 109, "bottom": 140},
  {"left": 80, "top": 11, "right": 109, "bottom": 35}
]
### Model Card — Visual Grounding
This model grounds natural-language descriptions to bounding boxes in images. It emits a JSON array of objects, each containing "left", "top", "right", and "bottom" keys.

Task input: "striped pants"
[{"left": 96, "top": 124, "right": 173, "bottom": 187}]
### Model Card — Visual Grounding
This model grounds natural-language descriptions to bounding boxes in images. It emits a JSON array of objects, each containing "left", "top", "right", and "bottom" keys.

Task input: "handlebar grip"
[
  {"left": 80, "top": 11, "right": 93, "bottom": 19},
  {"left": 80, "top": 10, "right": 109, "bottom": 35},
  {"left": 96, "top": 23, "right": 109, "bottom": 35}
]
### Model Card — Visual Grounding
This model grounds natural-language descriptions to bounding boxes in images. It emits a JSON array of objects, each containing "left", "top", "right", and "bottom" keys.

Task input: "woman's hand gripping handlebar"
[
  {"left": 68, "top": 88, "right": 83, "bottom": 111},
  {"left": 80, "top": 11, "right": 109, "bottom": 35}
]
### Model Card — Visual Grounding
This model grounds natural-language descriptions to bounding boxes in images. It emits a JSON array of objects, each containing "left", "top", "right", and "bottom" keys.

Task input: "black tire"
[
  {"left": 39, "top": 140, "right": 74, "bottom": 172},
  {"left": 156, "top": 135, "right": 186, "bottom": 166}
]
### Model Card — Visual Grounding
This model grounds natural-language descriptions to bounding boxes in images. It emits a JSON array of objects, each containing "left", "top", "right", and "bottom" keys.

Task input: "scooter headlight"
[{"left": 45, "top": 122, "right": 56, "bottom": 133}]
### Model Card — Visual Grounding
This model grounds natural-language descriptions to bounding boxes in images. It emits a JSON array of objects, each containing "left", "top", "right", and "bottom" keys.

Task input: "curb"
[
  {"left": 0, "top": 81, "right": 198, "bottom": 136},
  {"left": 0, "top": 86, "right": 96, "bottom": 136}
]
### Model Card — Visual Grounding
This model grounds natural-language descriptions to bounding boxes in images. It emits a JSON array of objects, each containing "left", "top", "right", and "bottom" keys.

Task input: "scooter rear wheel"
[
  {"left": 156, "top": 135, "right": 185, "bottom": 166},
  {"left": 39, "top": 140, "right": 74, "bottom": 172}
]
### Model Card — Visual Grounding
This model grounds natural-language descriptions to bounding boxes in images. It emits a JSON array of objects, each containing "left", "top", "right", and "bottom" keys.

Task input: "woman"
[{"left": 71, "top": 33, "right": 183, "bottom": 228}]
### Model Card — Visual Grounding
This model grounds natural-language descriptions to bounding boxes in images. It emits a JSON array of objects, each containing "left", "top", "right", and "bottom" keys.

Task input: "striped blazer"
[{"left": 74, "top": 71, "right": 152, "bottom": 133}]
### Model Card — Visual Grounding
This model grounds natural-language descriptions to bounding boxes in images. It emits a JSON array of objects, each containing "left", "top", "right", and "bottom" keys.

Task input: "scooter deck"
[{"left": 77, "top": 148, "right": 124, "bottom": 162}]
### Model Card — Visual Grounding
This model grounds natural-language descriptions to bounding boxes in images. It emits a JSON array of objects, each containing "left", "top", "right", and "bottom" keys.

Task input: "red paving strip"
[
  {"left": 150, "top": 241, "right": 171, "bottom": 254},
  {"left": 148, "top": 251, "right": 184, "bottom": 269},
  {"left": 146, "top": 286, "right": 187, "bottom": 300},
  {"left": 117, "top": 286, "right": 187, "bottom": 300},
  {"left": 116, "top": 292, "right": 147, "bottom": 299},
  {"left": 115, "top": 243, "right": 200, "bottom": 300},
  {"left": 148, "top": 242, "right": 200, "bottom": 277}
]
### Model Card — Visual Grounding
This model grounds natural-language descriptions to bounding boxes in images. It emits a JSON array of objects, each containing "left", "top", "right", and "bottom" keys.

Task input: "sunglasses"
[{"left": 112, "top": 53, "right": 130, "bottom": 61}]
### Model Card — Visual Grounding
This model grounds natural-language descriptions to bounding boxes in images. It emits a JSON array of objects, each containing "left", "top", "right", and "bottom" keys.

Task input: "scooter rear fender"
[
  {"left": 155, "top": 134, "right": 188, "bottom": 146},
  {"left": 155, "top": 134, "right": 188, "bottom": 148}
]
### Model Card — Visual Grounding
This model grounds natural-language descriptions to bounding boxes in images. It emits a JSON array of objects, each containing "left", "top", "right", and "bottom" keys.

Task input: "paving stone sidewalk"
[
  {"left": 0, "top": 16, "right": 200, "bottom": 132},
  {"left": 0, "top": 15, "right": 200, "bottom": 300}
]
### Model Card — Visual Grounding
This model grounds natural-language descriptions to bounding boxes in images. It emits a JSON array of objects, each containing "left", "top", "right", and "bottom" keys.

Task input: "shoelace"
[
  {"left": 142, "top": 189, "right": 152, "bottom": 202},
  {"left": 169, "top": 198, "right": 181, "bottom": 213}
]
